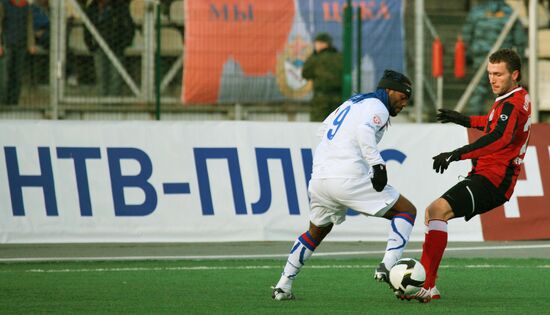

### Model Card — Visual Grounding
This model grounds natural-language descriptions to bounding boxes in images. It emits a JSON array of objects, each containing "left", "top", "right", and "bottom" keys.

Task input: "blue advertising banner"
[{"left": 297, "top": 0, "right": 406, "bottom": 93}]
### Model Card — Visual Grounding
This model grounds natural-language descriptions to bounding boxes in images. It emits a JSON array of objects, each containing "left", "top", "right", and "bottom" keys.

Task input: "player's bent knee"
[
  {"left": 393, "top": 195, "right": 417, "bottom": 216},
  {"left": 426, "top": 198, "right": 454, "bottom": 222},
  {"left": 409, "top": 203, "right": 417, "bottom": 216},
  {"left": 310, "top": 221, "right": 333, "bottom": 230},
  {"left": 309, "top": 222, "right": 333, "bottom": 243}
]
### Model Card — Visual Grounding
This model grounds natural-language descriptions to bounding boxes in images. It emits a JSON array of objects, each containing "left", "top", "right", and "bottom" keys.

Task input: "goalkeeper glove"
[
  {"left": 371, "top": 164, "right": 387, "bottom": 192},
  {"left": 436, "top": 108, "right": 471, "bottom": 128},
  {"left": 432, "top": 151, "right": 461, "bottom": 174}
]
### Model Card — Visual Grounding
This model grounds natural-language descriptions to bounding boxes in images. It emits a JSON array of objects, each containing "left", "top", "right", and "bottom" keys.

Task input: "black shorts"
[{"left": 441, "top": 174, "right": 507, "bottom": 221}]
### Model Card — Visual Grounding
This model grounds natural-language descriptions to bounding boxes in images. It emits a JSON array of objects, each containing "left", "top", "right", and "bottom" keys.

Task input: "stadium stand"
[
  {"left": 68, "top": 25, "right": 90, "bottom": 55},
  {"left": 161, "top": 27, "right": 184, "bottom": 56},
  {"left": 170, "top": 0, "right": 185, "bottom": 25},
  {"left": 130, "top": 0, "right": 145, "bottom": 25},
  {"left": 1, "top": 0, "right": 549, "bottom": 122}
]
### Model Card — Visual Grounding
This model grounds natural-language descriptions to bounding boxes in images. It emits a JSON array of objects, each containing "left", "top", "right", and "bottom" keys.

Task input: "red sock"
[{"left": 420, "top": 220, "right": 448, "bottom": 288}]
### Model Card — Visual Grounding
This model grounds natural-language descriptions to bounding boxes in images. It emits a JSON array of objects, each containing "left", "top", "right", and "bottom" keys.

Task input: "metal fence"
[
  {"left": 1, "top": 0, "right": 544, "bottom": 122},
  {"left": 1, "top": 0, "right": 190, "bottom": 120},
  {"left": 51, "top": 0, "right": 185, "bottom": 119}
]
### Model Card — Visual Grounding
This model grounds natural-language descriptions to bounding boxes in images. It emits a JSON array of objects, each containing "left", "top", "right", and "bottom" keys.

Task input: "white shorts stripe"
[{"left": 466, "top": 186, "right": 476, "bottom": 214}]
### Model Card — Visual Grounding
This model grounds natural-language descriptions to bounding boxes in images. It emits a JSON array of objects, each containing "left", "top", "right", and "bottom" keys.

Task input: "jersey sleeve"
[
  {"left": 459, "top": 103, "right": 518, "bottom": 160},
  {"left": 469, "top": 115, "right": 488, "bottom": 130},
  {"left": 356, "top": 103, "right": 389, "bottom": 166}
]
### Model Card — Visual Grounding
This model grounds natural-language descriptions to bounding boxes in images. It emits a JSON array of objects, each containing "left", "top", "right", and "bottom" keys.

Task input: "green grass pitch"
[{"left": 1, "top": 258, "right": 549, "bottom": 314}]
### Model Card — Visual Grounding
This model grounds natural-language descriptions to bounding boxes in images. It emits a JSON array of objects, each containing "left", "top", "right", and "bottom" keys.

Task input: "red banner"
[
  {"left": 473, "top": 124, "right": 550, "bottom": 240},
  {"left": 182, "top": 0, "right": 294, "bottom": 104}
]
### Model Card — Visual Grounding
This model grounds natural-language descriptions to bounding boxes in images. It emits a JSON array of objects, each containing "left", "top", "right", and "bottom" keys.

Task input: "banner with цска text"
[{"left": 182, "top": 0, "right": 406, "bottom": 104}]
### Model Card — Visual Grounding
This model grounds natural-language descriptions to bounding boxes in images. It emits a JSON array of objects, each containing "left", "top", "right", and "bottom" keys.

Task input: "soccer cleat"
[
  {"left": 394, "top": 290, "right": 413, "bottom": 301},
  {"left": 373, "top": 262, "right": 391, "bottom": 284},
  {"left": 430, "top": 286, "right": 441, "bottom": 299},
  {"left": 271, "top": 286, "right": 295, "bottom": 301},
  {"left": 413, "top": 287, "right": 432, "bottom": 303}
]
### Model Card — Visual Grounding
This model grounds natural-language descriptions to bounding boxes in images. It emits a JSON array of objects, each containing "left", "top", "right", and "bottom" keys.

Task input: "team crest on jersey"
[
  {"left": 275, "top": 35, "right": 313, "bottom": 98},
  {"left": 373, "top": 115, "right": 382, "bottom": 126},
  {"left": 500, "top": 114, "right": 509, "bottom": 121}
]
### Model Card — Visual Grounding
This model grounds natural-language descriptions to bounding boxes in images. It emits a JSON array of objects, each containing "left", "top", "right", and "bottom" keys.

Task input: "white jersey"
[{"left": 312, "top": 94, "right": 389, "bottom": 179}]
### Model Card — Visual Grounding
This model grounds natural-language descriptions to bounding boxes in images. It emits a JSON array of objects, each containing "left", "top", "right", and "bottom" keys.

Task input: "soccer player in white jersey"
[{"left": 272, "top": 70, "right": 418, "bottom": 300}]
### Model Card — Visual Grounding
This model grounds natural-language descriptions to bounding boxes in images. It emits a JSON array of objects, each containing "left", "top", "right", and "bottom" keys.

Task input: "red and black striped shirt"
[{"left": 457, "top": 87, "right": 531, "bottom": 200}]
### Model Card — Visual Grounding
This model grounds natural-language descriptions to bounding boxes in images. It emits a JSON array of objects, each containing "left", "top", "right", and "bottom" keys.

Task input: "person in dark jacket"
[
  {"left": 0, "top": 0, "right": 37, "bottom": 105},
  {"left": 84, "top": 0, "right": 134, "bottom": 96},
  {"left": 302, "top": 33, "right": 343, "bottom": 122},
  {"left": 31, "top": 0, "right": 49, "bottom": 49}
]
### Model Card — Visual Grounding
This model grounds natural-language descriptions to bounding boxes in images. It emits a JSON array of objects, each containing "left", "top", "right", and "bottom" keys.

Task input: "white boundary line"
[
  {"left": 1, "top": 243, "right": 550, "bottom": 262},
  {"left": 12, "top": 264, "right": 550, "bottom": 273}
]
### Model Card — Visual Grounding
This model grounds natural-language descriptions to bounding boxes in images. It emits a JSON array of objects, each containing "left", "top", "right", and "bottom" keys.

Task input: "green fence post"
[
  {"left": 155, "top": 1, "right": 161, "bottom": 120},
  {"left": 356, "top": 6, "right": 362, "bottom": 93},
  {"left": 342, "top": 0, "right": 353, "bottom": 100}
]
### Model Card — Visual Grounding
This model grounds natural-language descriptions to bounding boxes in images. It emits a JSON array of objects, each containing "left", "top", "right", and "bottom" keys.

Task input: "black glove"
[
  {"left": 436, "top": 109, "right": 471, "bottom": 128},
  {"left": 371, "top": 164, "right": 387, "bottom": 192},
  {"left": 432, "top": 151, "right": 461, "bottom": 174}
]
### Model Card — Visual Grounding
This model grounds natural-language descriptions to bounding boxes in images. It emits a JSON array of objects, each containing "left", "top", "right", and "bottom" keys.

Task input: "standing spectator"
[
  {"left": 0, "top": 0, "right": 37, "bottom": 105},
  {"left": 462, "top": 0, "right": 526, "bottom": 115},
  {"left": 65, "top": 0, "right": 88, "bottom": 87},
  {"left": 84, "top": 0, "right": 134, "bottom": 96},
  {"left": 31, "top": 0, "right": 49, "bottom": 49},
  {"left": 302, "top": 33, "right": 343, "bottom": 122},
  {"left": 30, "top": 0, "right": 49, "bottom": 85}
]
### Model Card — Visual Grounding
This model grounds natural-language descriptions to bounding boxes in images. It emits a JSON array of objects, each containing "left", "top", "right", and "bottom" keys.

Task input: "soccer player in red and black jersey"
[{"left": 412, "top": 48, "right": 532, "bottom": 303}]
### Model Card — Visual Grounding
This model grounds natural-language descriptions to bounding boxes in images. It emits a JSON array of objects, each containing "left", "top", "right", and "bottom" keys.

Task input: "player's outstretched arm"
[
  {"left": 436, "top": 109, "right": 471, "bottom": 127},
  {"left": 432, "top": 150, "right": 461, "bottom": 174}
]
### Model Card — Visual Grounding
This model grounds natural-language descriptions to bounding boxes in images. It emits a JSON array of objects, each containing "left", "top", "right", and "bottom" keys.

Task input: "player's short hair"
[{"left": 489, "top": 48, "right": 522, "bottom": 82}]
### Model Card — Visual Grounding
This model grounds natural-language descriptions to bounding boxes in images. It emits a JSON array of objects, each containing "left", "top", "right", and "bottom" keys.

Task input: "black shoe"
[
  {"left": 373, "top": 262, "right": 390, "bottom": 284},
  {"left": 271, "top": 286, "right": 295, "bottom": 301}
]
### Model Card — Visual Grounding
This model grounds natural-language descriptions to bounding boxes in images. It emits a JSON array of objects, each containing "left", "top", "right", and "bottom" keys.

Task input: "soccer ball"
[{"left": 389, "top": 258, "right": 426, "bottom": 295}]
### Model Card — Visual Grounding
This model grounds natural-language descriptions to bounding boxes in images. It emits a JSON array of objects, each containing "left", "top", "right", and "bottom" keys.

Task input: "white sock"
[
  {"left": 276, "top": 231, "right": 318, "bottom": 291},
  {"left": 428, "top": 219, "right": 448, "bottom": 232},
  {"left": 382, "top": 212, "right": 415, "bottom": 268}
]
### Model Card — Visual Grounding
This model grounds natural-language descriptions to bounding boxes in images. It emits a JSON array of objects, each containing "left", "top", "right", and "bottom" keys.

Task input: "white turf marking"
[
  {"left": 1, "top": 243, "right": 550, "bottom": 263},
  {"left": 7, "top": 264, "right": 550, "bottom": 273}
]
